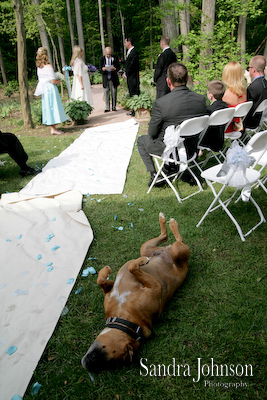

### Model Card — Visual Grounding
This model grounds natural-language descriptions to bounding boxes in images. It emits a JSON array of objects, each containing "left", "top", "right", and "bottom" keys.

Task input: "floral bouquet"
[
  {"left": 55, "top": 71, "right": 65, "bottom": 81},
  {"left": 87, "top": 64, "right": 97, "bottom": 73}
]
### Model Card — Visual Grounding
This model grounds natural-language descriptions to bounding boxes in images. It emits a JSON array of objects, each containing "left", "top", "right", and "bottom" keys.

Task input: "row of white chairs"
[{"left": 147, "top": 100, "right": 267, "bottom": 241}]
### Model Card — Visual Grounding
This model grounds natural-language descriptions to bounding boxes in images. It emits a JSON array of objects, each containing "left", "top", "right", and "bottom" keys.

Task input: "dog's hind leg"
[
  {"left": 129, "top": 257, "right": 161, "bottom": 292},
  {"left": 169, "top": 217, "right": 183, "bottom": 243},
  {"left": 140, "top": 212, "right": 168, "bottom": 257},
  {"left": 97, "top": 266, "right": 114, "bottom": 294}
]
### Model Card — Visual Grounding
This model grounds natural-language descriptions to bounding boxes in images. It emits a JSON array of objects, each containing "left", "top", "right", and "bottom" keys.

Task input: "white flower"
[{"left": 55, "top": 71, "right": 64, "bottom": 81}]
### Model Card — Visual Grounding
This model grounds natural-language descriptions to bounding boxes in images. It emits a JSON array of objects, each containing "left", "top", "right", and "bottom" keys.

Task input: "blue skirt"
[{"left": 42, "top": 83, "right": 67, "bottom": 126}]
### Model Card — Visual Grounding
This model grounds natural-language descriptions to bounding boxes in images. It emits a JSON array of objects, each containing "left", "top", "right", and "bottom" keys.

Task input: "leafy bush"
[
  {"left": 91, "top": 71, "right": 103, "bottom": 84},
  {"left": 64, "top": 99, "right": 93, "bottom": 122},
  {"left": 4, "top": 81, "right": 19, "bottom": 97},
  {"left": 31, "top": 100, "right": 42, "bottom": 125},
  {"left": 125, "top": 91, "right": 154, "bottom": 112}
]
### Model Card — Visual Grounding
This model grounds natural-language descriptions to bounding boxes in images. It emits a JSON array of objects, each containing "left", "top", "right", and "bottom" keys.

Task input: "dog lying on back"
[{"left": 81, "top": 212, "right": 190, "bottom": 373}]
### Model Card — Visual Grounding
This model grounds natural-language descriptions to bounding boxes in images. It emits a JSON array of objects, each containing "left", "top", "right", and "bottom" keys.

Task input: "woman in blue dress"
[{"left": 34, "top": 47, "right": 67, "bottom": 135}]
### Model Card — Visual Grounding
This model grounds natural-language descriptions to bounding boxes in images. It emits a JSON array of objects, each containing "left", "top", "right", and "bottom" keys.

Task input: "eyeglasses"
[{"left": 246, "top": 66, "right": 255, "bottom": 71}]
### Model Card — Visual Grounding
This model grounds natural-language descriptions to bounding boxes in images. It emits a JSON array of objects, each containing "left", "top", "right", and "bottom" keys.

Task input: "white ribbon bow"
[{"left": 162, "top": 125, "right": 187, "bottom": 171}]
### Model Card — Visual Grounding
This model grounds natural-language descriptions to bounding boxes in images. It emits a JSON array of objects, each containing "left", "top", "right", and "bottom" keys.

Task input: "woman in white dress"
[
  {"left": 70, "top": 46, "right": 93, "bottom": 106},
  {"left": 34, "top": 47, "right": 67, "bottom": 135}
]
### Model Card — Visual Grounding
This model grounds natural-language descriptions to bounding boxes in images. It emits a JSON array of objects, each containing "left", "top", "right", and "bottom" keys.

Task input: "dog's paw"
[
  {"left": 169, "top": 218, "right": 178, "bottom": 229},
  {"left": 159, "top": 212, "right": 165, "bottom": 222}
]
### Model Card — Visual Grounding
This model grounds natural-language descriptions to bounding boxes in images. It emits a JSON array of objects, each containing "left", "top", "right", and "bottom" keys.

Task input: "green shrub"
[
  {"left": 31, "top": 100, "right": 42, "bottom": 125},
  {"left": 125, "top": 91, "right": 154, "bottom": 112},
  {"left": 91, "top": 71, "right": 103, "bottom": 84},
  {"left": 64, "top": 99, "right": 93, "bottom": 122},
  {"left": 4, "top": 81, "right": 19, "bottom": 97}
]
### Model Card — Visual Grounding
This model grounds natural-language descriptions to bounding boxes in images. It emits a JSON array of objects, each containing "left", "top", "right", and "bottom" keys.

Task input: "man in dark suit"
[
  {"left": 137, "top": 62, "right": 207, "bottom": 186},
  {"left": 0, "top": 130, "right": 38, "bottom": 176},
  {"left": 99, "top": 47, "right": 120, "bottom": 112},
  {"left": 123, "top": 37, "right": 140, "bottom": 116},
  {"left": 154, "top": 36, "right": 177, "bottom": 99},
  {"left": 244, "top": 55, "right": 267, "bottom": 129}
]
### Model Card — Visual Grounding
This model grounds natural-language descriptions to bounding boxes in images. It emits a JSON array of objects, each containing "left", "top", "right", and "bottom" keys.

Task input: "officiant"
[{"left": 99, "top": 47, "right": 120, "bottom": 112}]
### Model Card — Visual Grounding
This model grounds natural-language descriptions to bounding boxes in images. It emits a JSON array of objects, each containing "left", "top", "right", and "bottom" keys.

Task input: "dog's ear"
[{"left": 125, "top": 344, "right": 135, "bottom": 362}]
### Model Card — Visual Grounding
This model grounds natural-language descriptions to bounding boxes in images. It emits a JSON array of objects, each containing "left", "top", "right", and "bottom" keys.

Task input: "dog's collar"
[{"left": 105, "top": 317, "right": 144, "bottom": 342}]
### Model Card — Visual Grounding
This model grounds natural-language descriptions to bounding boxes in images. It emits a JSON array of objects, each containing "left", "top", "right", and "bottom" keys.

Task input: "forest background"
[{"left": 1, "top": 0, "right": 267, "bottom": 92}]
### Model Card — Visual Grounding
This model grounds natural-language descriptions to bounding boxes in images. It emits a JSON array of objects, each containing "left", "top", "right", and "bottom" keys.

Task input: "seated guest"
[
  {"left": 222, "top": 61, "right": 247, "bottom": 132},
  {"left": 0, "top": 130, "right": 38, "bottom": 176},
  {"left": 199, "top": 80, "right": 228, "bottom": 152},
  {"left": 137, "top": 62, "right": 207, "bottom": 186},
  {"left": 244, "top": 55, "right": 267, "bottom": 129}
]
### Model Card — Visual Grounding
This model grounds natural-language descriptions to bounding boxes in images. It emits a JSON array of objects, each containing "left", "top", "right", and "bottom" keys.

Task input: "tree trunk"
[
  {"left": 106, "top": 0, "right": 114, "bottom": 50},
  {"left": 178, "top": 0, "right": 190, "bottom": 61},
  {"left": 74, "top": 0, "right": 85, "bottom": 61},
  {"left": 12, "top": 0, "right": 34, "bottom": 129},
  {"left": 32, "top": 0, "right": 52, "bottom": 64},
  {"left": 0, "top": 47, "right": 8, "bottom": 85},
  {"left": 199, "top": 0, "right": 216, "bottom": 74},
  {"left": 159, "top": 0, "right": 179, "bottom": 53},
  {"left": 117, "top": 1, "right": 126, "bottom": 60},
  {"left": 149, "top": 0, "right": 153, "bottom": 69},
  {"left": 237, "top": 2, "right": 247, "bottom": 65},
  {"left": 53, "top": 2, "right": 66, "bottom": 69},
  {"left": 66, "top": 0, "right": 75, "bottom": 50},
  {"left": 98, "top": 0, "right": 105, "bottom": 54}
]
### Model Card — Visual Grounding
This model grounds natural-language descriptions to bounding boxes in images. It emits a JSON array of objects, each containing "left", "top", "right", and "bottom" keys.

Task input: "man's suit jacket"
[
  {"left": 99, "top": 55, "right": 120, "bottom": 89},
  {"left": 125, "top": 47, "right": 140, "bottom": 96},
  {"left": 148, "top": 85, "right": 207, "bottom": 157},
  {"left": 154, "top": 48, "right": 177, "bottom": 93},
  {"left": 245, "top": 76, "right": 267, "bottom": 128},
  {"left": 200, "top": 100, "right": 228, "bottom": 151}
]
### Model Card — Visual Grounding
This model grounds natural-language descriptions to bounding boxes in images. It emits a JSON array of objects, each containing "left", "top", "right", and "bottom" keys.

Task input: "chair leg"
[{"left": 196, "top": 179, "right": 266, "bottom": 241}]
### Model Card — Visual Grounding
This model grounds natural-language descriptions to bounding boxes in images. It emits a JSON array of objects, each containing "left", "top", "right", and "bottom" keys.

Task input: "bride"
[{"left": 70, "top": 45, "right": 93, "bottom": 106}]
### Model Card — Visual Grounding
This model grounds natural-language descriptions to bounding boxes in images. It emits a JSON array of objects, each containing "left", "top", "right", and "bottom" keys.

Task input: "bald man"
[{"left": 99, "top": 47, "right": 120, "bottom": 112}]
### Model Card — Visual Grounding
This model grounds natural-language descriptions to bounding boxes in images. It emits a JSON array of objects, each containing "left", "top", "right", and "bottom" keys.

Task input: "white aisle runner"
[
  {"left": 21, "top": 119, "right": 139, "bottom": 196},
  {"left": 0, "top": 191, "right": 93, "bottom": 399}
]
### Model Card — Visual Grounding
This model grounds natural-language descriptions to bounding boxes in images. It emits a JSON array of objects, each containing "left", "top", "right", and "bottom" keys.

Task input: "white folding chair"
[
  {"left": 147, "top": 115, "right": 209, "bottom": 203},
  {"left": 243, "top": 99, "right": 267, "bottom": 143},
  {"left": 196, "top": 108, "right": 235, "bottom": 171},
  {"left": 196, "top": 159, "right": 266, "bottom": 241},
  {"left": 247, "top": 129, "right": 267, "bottom": 194},
  {"left": 220, "top": 101, "right": 253, "bottom": 156}
]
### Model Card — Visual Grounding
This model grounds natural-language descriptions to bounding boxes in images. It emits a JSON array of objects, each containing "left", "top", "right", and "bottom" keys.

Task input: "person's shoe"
[
  {"left": 112, "top": 107, "right": 117, "bottom": 111},
  {"left": 127, "top": 110, "right": 135, "bottom": 117},
  {"left": 148, "top": 174, "right": 166, "bottom": 187},
  {"left": 20, "top": 166, "right": 40, "bottom": 177},
  {"left": 104, "top": 109, "right": 110, "bottom": 113}
]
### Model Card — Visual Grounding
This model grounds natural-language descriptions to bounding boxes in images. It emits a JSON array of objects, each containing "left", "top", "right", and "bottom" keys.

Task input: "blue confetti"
[
  {"left": 67, "top": 278, "right": 74, "bottom": 285},
  {"left": 47, "top": 266, "right": 54, "bottom": 272},
  {"left": 97, "top": 199, "right": 102, "bottom": 203},
  {"left": 127, "top": 202, "right": 133, "bottom": 206},
  {"left": 11, "top": 396, "right": 23, "bottom": 400},
  {"left": 75, "top": 286, "right": 83, "bottom": 294},
  {"left": 114, "top": 214, "right": 118, "bottom": 220},
  {"left": 139, "top": 208, "right": 144, "bottom": 212},
  {"left": 6, "top": 346, "right": 18, "bottom": 355},
  {"left": 123, "top": 194, "right": 128, "bottom": 198},
  {"left": 31, "top": 382, "right": 42, "bottom": 395},
  {"left": 6, "top": 239, "right": 11, "bottom": 242},
  {"left": 51, "top": 217, "right": 56, "bottom": 221},
  {"left": 82, "top": 267, "right": 96, "bottom": 277},
  {"left": 51, "top": 245, "right": 60, "bottom": 251},
  {"left": 45, "top": 262, "right": 53, "bottom": 266},
  {"left": 118, "top": 226, "right": 123, "bottom": 231},
  {"left": 45, "top": 234, "right": 54, "bottom": 242},
  {"left": 37, "top": 254, "right": 42, "bottom": 260},
  {"left": 87, "top": 193, "right": 90, "bottom": 197},
  {"left": 16, "top": 234, "right": 22, "bottom": 240},
  {"left": 131, "top": 222, "right": 134, "bottom": 228},
  {"left": 88, "top": 257, "right": 96, "bottom": 261},
  {"left": 47, "top": 150, "right": 50, "bottom": 153},
  {"left": 13, "top": 289, "right": 28, "bottom": 296}
]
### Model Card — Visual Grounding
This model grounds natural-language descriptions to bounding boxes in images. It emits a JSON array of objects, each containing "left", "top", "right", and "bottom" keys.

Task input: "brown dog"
[{"left": 81, "top": 212, "right": 189, "bottom": 373}]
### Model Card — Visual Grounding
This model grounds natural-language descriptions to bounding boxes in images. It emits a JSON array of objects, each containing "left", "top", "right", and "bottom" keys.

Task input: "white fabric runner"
[
  {"left": 21, "top": 119, "right": 139, "bottom": 196},
  {"left": 0, "top": 191, "right": 93, "bottom": 399}
]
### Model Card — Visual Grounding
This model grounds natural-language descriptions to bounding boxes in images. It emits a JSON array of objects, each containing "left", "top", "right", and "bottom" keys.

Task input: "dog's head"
[{"left": 81, "top": 327, "right": 140, "bottom": 373}]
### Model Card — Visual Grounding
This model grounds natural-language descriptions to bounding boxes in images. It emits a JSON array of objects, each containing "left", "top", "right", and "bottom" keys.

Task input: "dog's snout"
[{"left": 81, "top": 341, "right": 108, "bottom": 373}]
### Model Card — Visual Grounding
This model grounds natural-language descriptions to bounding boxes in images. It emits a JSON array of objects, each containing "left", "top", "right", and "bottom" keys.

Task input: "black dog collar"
[{"left": 105, "top": 317, "right": 144, "bottom": 342}]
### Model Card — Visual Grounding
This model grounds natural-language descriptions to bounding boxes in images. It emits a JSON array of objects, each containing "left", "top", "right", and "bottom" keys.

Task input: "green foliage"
[
  {"left": 64, "top": 99, "right": 93, "bottom": 122},
  {"left": 0, "top": 98, "right": 21, "bottom": 119},
  {"left": 3, "top": 81, "right": 19, "bottom": 97},
  {"left": 91, "top": 71, "right": 102, "bottom": 85},
  {"left": 31, "top": 99, "right": 42, "bottom": 125},
  {"left": 125, "top": 91, "right": 154, "bottom": 112}
]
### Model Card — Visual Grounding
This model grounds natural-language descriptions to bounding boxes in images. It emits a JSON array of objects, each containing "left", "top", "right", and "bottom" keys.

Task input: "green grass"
[{"left": 1, "top": 123, "right": 267, "bottom": 400}]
